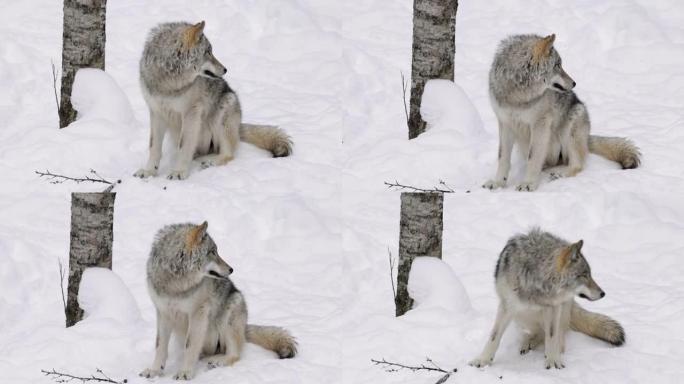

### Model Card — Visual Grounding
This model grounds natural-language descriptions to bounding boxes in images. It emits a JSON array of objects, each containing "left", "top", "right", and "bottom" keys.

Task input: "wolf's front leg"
[
  {"left": 140, "top": 310, "right": 172, "bottom": 378},
  {"left": 543, "top": 305, "right": 564, "bottom": 369},
  {"left": 469, "top": 302, "right": 513, "bottom": 367},
  {"left": 135, "top": 112, "right": 166, "bottom": 178},
  {"left": 484, "top": 120, "right": 513, "bottom": 190},
  {"left": 168, "top": 110, "right": 202, "bottom": 180},
  {"left": 174, "top": 305, "right": 210, "bottom": 380},
  {"left": 517, "top": 124, "right": 551, "bottom": 191}
]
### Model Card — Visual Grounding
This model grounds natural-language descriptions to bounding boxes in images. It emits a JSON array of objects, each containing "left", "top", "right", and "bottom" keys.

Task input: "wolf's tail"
[
  {"left": 570, "top": 303, "right": 625, "bottom": 346},
  {"left": 239, "top": 123, "right": 293, "bottom": 158},
  {"left": 588, "top": 135, "right": 641, "bottom": 169},
  {"left": 246, "top": 324, "right": 298, "bottom": 358}
]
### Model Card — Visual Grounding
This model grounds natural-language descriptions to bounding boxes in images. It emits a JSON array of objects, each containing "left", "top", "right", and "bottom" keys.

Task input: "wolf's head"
[
  {"left": 178, "top": 21, "right": 227, "bottom": 80},
  {"left": 556, "top": 240, "right": 605, "bottom": 301},
  {"left": 183, "top": 221, "right": 234, "bottom": 282},
  {"left": 530, "top": 34, "right": 576, "bottom": 94},
  {"left": 148, "top": 221, "right": 234, "bottom": 295}
]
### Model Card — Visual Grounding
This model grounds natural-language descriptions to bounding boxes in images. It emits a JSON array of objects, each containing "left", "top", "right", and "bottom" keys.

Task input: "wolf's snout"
[
  {"left": 599, "top": 291, "right": 605, "bottom": 298},
  {"left": 571, "top": 80, "right": 576, "bottom": 88},
  {"left": 222, "top": 67, "right": 227, "bottom": 75},
  {"left": 228, "top": 266, "right": 234, "bottom": 274}
]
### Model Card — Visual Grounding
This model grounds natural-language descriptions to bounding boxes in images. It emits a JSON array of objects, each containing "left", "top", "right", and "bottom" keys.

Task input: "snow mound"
[
  {"left": 408, "top": 256, "right": 471, "bottom": 313},
  {"left": 78, "top": 267, "right": 141, "bottom": 324},
  {"left": 71, "top": 68, "right": 134, "bottom": 125},
  {"left": 420, "top": 79, "right": 485, "bottom": 140}
]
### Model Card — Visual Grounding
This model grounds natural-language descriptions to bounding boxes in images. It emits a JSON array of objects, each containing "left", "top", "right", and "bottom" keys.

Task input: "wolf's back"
[
  {"left": 246, "top": 324, "right": 297, "bottom": 359},
  {"left": 570, "top": 302, "right": 625, "bottom": 346}
]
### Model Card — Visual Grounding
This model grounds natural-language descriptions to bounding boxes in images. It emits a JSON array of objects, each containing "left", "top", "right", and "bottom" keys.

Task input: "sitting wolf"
[
  {"left": 135, "top": 21, "right": 292, "bottom": 180},
  {"left": 140, "top": 221, "right": 297, "bottom": 380},
  {"left": 469, "top": 228, "right": 624, "bottom": 369},
  {"left": 484, "top": 34, "right": 641, "bottom": 191}
]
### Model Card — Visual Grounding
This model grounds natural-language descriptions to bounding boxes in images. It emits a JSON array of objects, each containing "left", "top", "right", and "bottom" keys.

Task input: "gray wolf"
[
  {"left": 134, "top": 21, "right": 292, "bottom": 180},
  {"left": 483, "top": 34, "right": 641, "bottom": 191},
  {"left": 469, "top": 228, "right": 624, "bottom": 369},
  {"left": 139, "top": 221, "right": 297, "bottom": 380}
]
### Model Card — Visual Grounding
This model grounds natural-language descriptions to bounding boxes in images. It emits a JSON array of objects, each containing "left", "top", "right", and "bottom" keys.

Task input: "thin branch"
[
  {"left": 35, "top": 169, "right": 121, "bottom": 191},
  {"left": 384, "top": 179, "right": 454, "bottom": 193},
  {"left": 52, "top": 60, "right": 60, "bottom": 116},
  {"left": 371, "top": 358, "right": 457, "bottom": 384},
  {"left": 41, "top": 368, "right": 127, "bottom": 384},
  {"left": 58, "top": 259, "right": 67, "bottom": 314},
  {"left": 388, "top": 247, "right": 396, "bottom": 300},
  {"left": 401, "top": 71, "right": 409, "bottom": 128}
]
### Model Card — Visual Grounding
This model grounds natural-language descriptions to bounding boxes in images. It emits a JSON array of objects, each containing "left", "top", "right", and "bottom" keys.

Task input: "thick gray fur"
[
  {"left": 140, "top": 222, "right": 297, "bottom": 381},
  {"left": 135, "top": 21, "right": 292, "bottom": 180},
  {"left": 484, "top": 34, "right": 641, "bottom": 191},
  {"left": 469, "top": 228, "right": 625, "bottom": 370}
]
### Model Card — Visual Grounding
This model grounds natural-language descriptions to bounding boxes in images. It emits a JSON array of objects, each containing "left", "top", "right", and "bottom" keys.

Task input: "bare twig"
[
  {"left": 371, "top": 358, "right": 457, "bottom": 383},
  {"left": 51, "top": 60, "right": 60, "bottom": 115},
  {"left": 58, "top": 259, "right": 67, "bottom": 314},
  {"left": 384, "top": 179, "right": 454, "bottom": 193},
  {"left": 41, "top": 368, "right": 127, "bottom": 383},
  {"left": 388, "top": 247, "right": 396, "bottom": 300},
  {"left": 401, "top": 71, "right": 409, "bottom": 128},
  {"left": 35, "top": 169, "right": 121, "bottom": 191}
]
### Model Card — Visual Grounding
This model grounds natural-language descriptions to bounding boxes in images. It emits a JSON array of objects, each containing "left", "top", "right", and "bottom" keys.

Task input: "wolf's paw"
[
  {"left": 548, "top": 172, "right": 563, "bottom": 181},
  {"left": 515, "top": 181, "right": 538, "bottom": 192},
  {"left": 482, "top": 179, "right": 506, "bottom": 190},
  {"left": 134, "top": 168, "right": 157, "bottom": 178},
  {"left": 544, "top": 356, "right": 565, "bottom": 369},
  {"left": 173, "top": 369, "right": 194, "bottom": 380},
  {"left": 520, "top": 345, "right": 532, "bottom": 355},
  {"left": 167, "top": 170, "right": 189, "bottom": 180},
  {"left": 468, "top": 356, "right": 493, "bottom": 368},
  {"left": 206, "top": 355, "right": 238, "bottom": 369},
  {"left": 139, "top": 367, "right": 162, "bottom": 378}
]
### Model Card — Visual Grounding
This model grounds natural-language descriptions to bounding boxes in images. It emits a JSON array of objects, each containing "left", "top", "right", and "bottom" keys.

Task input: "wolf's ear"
[
  {"left": 557, "top": 240, "right": 581, "bottom": 272},
  {"left": 572, "top": 239, "right": 584, "bottom": 253},
  {"left": 185, "top": 221, "right": 208, "bottom": 252},
  {"left": 181, "top": 21, "right": 205, "bottom": 50},
  {"left": 532, "top": 33, "right": 556, "bottom": 64}
]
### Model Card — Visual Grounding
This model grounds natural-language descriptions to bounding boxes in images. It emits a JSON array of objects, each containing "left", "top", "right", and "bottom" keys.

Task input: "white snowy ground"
[{"left": 1, "top": 0, "right": 683, "bottom": 383}]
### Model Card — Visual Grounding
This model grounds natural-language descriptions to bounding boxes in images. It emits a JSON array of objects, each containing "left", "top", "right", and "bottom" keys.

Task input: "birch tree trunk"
[
  {"left": 59, "top": 0, "right": 107, "bottom": 128},
  {"left": 65, "top": 192, "right": 115, "bottom": 327},
  {"left": 395, "top": 192, "right": 444, "bottom": 316},
  {"left": 408, "top": 0, "right": 457, "bottom": 139}
]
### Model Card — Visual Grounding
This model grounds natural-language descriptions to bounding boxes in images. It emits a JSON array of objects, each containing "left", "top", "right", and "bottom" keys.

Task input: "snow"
[
  {"left": 0, "top": 0, "right": 683, "bottom": 383},
  {"left": 79, "top": 267, "right": 141, "bottom": 324},
  {"left": 72, "top": 68, "right": 135, "bottom": 126},
  {"left": 420, "top": 79, "right": 485, "bottom": 141},
  {"left": 408, "top": 257, "right": 471, "bottom": 314}
]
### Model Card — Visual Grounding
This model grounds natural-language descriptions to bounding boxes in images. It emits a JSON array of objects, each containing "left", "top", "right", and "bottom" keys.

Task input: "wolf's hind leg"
[
  {"left": 207, "top": 323, "right": 246, "bottom": 368},
  {"left": 197, "top": 112, "right": 240, "bottom": 169}
]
